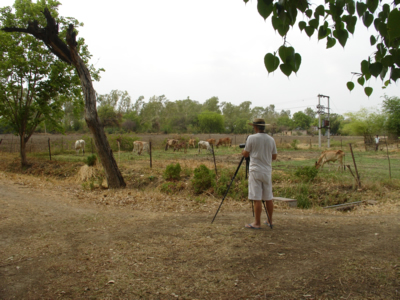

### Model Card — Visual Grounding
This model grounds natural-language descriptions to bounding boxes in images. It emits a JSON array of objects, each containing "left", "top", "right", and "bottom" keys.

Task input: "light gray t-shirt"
[{"left": 244, "top": 133, "right": 277, "bottom": 174}]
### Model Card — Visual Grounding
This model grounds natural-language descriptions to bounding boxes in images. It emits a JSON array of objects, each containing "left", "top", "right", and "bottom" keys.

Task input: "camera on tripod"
[{"left": 239, "top": 143, "right": 246, "bottom": 148}]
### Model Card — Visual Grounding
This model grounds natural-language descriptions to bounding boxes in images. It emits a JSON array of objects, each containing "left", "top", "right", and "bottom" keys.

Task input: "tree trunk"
[
  {"left": 2, "top": 9, "right": 126, "bottom": 188},
  {"left": 19, "top": 134, "right": 28, "bottom": 167},
  {"left": 67, "top": 37, "right": 125, "bottom": 188}
]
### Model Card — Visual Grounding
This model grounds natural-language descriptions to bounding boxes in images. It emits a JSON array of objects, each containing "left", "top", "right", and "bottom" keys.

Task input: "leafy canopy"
[{"left": 245, "top": 0, "right": 400, "bottom": 97}]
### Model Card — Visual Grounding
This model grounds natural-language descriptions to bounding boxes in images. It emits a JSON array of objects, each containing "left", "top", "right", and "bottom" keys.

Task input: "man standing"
[
  {"left": 375, "top": 135, "right": 380, "bottom": 151},
  {"left": 242, "top": 118, "right": 277, "bottom": 229}
]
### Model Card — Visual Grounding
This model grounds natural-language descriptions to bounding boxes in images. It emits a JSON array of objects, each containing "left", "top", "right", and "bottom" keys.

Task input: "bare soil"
[{"left": 0, "top": 154, "right": 399, "bottom": 300}]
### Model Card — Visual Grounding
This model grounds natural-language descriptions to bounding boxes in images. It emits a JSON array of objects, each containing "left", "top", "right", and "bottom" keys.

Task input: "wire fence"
[{"left": 1, "top": 134, "right": 398, "bottom": 180}]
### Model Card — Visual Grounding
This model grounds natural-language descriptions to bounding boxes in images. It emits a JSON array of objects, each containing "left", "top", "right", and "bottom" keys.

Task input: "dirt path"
[{"left": 0, "top": 173, "right": 399, "bottom": 299}]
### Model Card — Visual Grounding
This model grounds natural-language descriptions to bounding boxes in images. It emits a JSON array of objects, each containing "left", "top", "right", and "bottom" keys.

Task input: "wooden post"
[
  {"left": 341, "top": 139, "right": 343, "bottom": 149},
  {"left": 91, "top": 138, "right": 93, "bottom": 154},
  {"left": 48, "top": 138, "right": 52, "bottom": 161},
  {"left": 150, "top": 142, "right": 152, "bottom": 168},
  {"left": 349, "top": 143, "right": 361, "bottom": 188},
  {"left": 61, "top": 137, "right": 63, "bottom": 153},
  {"left": 309, "top": 139, "right": 312, "bottom": 149},
  {"left": 384, "top": 137, "right": 392, "bottom": 179},
  {"left": 117, "top": 141, "right": 120, "bottom": 163},
  {"left": 10, "top": 135, "right": 13, "bottom": 153},
  {"left": 211, "top": 144, "right": 217, "bottom": 176}
]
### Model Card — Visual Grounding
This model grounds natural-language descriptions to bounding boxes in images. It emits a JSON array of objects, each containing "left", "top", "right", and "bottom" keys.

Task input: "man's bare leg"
[
  {"left": 245, "top": 200, "right": 262, "bottom": 228},
  {"left": 265, "top": 200, "right": 273, "bottom": 225}
]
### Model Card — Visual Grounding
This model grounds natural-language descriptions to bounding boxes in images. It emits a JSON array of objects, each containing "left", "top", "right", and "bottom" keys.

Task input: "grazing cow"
[
  {"left": 188, "top": 139, "right": 196, "bottom": 148},
  {"left": 206, "top": 138, "right": 216, "bottom": 146},
  {"left": 75, "top": 139, "right": 85, "bottom": 155},
  {"left": 216, "top": 137, "right": 232, "bottom": 148},
  {"left": 315, "top": 150, "right": 345, "bottom": 170},
  {"left": 174, "top": 141, "right": 187, "bottom": 153},
  {"left": 133, "top": 141, "right": 149, "bottom": 155},
  {"left": 198, "top": 141, "right": 213, "bottom": 154},
  {"left": 165, "top": 139, "right": 179, "bottom": 151}
]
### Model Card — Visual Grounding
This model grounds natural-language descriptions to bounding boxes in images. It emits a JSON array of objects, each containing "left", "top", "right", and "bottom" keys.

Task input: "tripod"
[{"left": 211, "top": 156, "right": 273, "bottom": 229}]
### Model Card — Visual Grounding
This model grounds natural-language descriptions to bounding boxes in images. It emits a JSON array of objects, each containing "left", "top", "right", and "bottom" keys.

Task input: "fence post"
[
  {"left": 150, "top": 142, "right": 152, "bottom": 168},
  {"left": 349, "top": 143, "right": 361, "bottom": 188},
  {"left": 91, "top": 138, "right": 93, "bottom": 154},
  {"left": 10, "top": 135, "right": 13, "bottom": 153},
  {"left": 211, "top": 144, "right": 217, "bottom": 176},
  {"left": 48, "top": 138, "right": 52, "bottom": 161},
  {"left": 384, "top": 137, "right": 392, "bottom": 179},
  {"left": 117, "top": 141, "right": 120, "bottom": 163},
  {"left": 61, "top": 137, "right": 63, "bottom": 153}
]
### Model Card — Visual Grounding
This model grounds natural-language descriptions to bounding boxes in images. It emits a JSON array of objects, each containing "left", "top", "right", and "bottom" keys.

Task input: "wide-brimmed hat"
[{"left": 248, "top": 118, "right": 269, "bottom": 126}]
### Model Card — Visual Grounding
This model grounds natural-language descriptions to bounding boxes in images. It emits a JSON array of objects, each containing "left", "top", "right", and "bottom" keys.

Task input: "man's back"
[{"left": 244, "top": 133, "right": 277, "bottom": 173}]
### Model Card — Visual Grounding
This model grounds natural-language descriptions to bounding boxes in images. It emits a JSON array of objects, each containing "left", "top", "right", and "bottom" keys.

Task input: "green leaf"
[
  {"left": 357, "top": 77, "right": 365, "bottom": 86},
  {"left": 345, "top": 16, "right": 357, "bottom": 34},
  {"left": 333, "top": 29, "right": 349, "bottom": 47},
  {"left": 381, "top": 55, "right": 393, "bottom": 67},
  {"left": 390, "top": 68, "right": 400, "bottom": 81},
  {"left": 369, "top": 63, "right": 383, "bottom": 77},
  {"left": 315, "top": 5, "right": 325, "bottom": 17},
  {"left": 293, "top": 53, "right": 301, "bottom": 73},
  {"left": 309, "top": 18, "right": 319, "bottom": 29},
  {"left": 318, "top": 26, "right": 329, "bottom": 40},
  {"left": 277, "top": 24, "right": 290, "bottom": 37},
  {"left": 370, "top": 35, "right": 377, "bottom": 46},
  {"left": 380, "top": 65, "right": 388, "bottom": 80},
  {"left": 271, "top": 16, "right": 282, "bottom": 31},
  {"left": 363, "top": 11, "right": 374, "bottom": 28},
  {"left": 264, "top": 53, "right": 280, "bottom": 73},
  {"left": 347, "top": 81, "right": 355, "bottom": 91},
  {"left": 361, "top": 60, "right": 370, "bottom": 74},
  {"left": 243, "top": 0, "right": 249, "bottom": 3},
  {"left": 305, "top": 9, "right": 312, "bottom": 18},
  {"left": 327, "top": 37, "right": 336, "bottom": 48},
  {"left": 367, "top": 0, "right": 379, "bottom": 13},
  {"left": 257, "top": 0, "right": 273, "bottom": 20},
  {"left": 305, "top": 26, "right": 315, "bottom": 37},
  {"left": 364, "top": 87, "right": 373, "bottom": 97},
  {"left": 346, "top": 1, "right": 356, "bottom": 15},
  {"left": 388, "top": 9, "right": 400, "bottom": 41},
  {"left": 280, "top": 63, "right": 292, "bottom": 77},
  {"left": 356, "top": 2, "right": 367, "bottom": 17},
  {"left": 299, "top": 21, "right": 307, "bottom": 31}
]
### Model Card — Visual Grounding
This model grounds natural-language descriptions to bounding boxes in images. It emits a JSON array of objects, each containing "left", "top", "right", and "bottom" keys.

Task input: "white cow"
[
  {"left": 133, "top": 141, "right": 150, "bottom": 155},
  {"left": 315, "top": 150, "right": 345, "bottom": 170},
  {"left": 75, "top": 139, "right": 85, "bottom": 155},
  {"left": 198, "top": 141, "right": 213, "bottom": 154}
]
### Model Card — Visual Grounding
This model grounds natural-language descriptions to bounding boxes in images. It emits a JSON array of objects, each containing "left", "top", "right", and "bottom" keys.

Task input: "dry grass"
[{"left": 0, "top": 150, "right": 399, "bottom": 299}]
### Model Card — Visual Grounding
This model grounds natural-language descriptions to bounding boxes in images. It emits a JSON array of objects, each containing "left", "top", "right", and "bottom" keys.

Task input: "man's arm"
[
  {"left": 242, "top": 150, "right": 250, "bottom": 158},
  {"left": 272, "top": 154, "right": 277, "bottom": 161}
]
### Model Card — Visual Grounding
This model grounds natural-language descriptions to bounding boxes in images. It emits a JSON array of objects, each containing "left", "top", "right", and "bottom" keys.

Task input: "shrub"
[
  {"left": 192, "top": 164, "right": 215, "bottom": 194},
  {"left": 163, "top": 163, "right": 181, "bottom": 181},
  {"left": 86, "top": 154, "right": 97, "bottom": 166},
  {"left": 214, "top": 170, "right": 231, "bottom": 196},
  {"left": 291, "top": 139, "right": 300, "bottom": 150},
  {"left": 294, "top": 166, "right": 318, "bottom": 182},
  {"left": 160, "top": 182, "right": 186, "bottom": 194}
]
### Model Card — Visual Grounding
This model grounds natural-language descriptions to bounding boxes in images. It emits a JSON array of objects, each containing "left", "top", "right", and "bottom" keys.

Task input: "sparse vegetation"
[{"left": 163, "top": 163, "right": 181, "bottom": 181}]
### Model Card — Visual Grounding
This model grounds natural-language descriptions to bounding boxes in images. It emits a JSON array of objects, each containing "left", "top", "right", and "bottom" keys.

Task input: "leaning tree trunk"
[
  {"left": 2, "top": 8, "right": 126, "bottom": 188},
  {"left": 19, "top": 134, "right": 28, "bottom": 167}
]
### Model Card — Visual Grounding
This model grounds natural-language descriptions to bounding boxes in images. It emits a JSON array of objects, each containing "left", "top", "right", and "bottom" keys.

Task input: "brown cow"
[
  {"left": 174, "top": 142, "right": 187, "bottom": 153},
  {"left": 133, "top": 141, "right": 149, "bottom": 155},
  {"left": 206, "top": 138, "right": 216, "bottom": 146},
  {"left": 315, "top": 150, "right": 345, "bottom": 170},
  {"left": 165, "top": 139, "right": 179, "bottom": 151},
  {"left": 216, "top": 137, "right": 232, "bottom": 148},
  {"left": 188, "top": 139, "right": 196, "bottom": 148}
]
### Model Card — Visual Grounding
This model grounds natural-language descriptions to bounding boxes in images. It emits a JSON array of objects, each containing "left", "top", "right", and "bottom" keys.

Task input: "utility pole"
[{"left": 317, "top": 94, "right": 331, "bottom": 148}]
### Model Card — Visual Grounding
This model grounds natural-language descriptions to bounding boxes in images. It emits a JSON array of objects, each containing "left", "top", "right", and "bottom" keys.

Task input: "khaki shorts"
[{"left": 248, "top": 171, "right": 273, "bottom": 200}]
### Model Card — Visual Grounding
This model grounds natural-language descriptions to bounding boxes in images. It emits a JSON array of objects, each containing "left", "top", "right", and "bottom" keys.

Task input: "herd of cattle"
[{"left": 73, "top": 138, "right": 346, "bottom": 171}]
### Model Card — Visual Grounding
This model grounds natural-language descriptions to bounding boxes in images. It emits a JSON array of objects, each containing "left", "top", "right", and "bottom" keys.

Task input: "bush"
[
  {"left": 192, "top": 164, "right": 215, "bottom": 194},
  {"left": 291, "top": 139, "right": 300, "bottom": 150},
  {"left": 214, "top": 169, "right": 231, "bottom": 196},
  {"left": 163, "top": 163, "right": 182, "bottom": 181},
  {"left": 294, "top": 166, "right": 318, "bottom": 182},
  {"left": 160, "top": 182, "right": 186, "bottom": 194},
  {"left": 86, "top": 154, "right": 97, "bottom": 166}
]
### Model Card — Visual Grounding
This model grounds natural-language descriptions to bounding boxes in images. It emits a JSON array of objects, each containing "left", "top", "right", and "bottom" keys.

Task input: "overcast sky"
[{"left": 3, "top": 0, "right": 399, "bottom": 116}]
